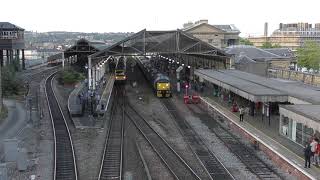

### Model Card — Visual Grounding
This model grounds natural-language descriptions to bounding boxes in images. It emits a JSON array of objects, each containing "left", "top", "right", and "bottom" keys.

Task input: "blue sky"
[{"left": 1, "top": 0, "right": 319, "bottom": 37}]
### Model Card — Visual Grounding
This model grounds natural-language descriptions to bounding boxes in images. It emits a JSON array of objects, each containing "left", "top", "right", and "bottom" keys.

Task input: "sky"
[{"left": 1, "top": 0, "right": 319, "bottom": 37}]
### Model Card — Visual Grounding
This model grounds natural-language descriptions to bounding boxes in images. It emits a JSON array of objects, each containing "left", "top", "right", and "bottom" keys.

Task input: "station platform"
[
  {"left": 68, "top": 74, "right": 114, "bottom": 129},
  {"left": 198, "top": 95, "right": 320, "bottom": 180}
]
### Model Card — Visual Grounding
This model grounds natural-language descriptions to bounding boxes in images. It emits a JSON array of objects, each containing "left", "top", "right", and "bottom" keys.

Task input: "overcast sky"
[{"left": 1, "top": 0, "right": 319, "bottom": 37}]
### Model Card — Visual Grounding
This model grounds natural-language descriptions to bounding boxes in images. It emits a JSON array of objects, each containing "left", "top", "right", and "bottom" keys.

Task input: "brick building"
[
  {"left": 249, "top": 22, "right": 320, "bottom": 49},
  {"left": 182, "top": 20, "right": 240, "bottom": 48}
]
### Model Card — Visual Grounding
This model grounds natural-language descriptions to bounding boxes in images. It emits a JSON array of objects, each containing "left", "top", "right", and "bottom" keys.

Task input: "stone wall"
[
  {"left": 236, "top": 62, "right": 268, "bottom": 77},
  {"left": 268, "top": 69, "right": 320, "bottom": 86},
  {"left": 270, "top": 60, "right": 291, "bottom": 69}
]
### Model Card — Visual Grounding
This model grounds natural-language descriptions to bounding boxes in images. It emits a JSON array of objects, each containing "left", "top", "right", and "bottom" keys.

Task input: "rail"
[
  {"left": 160, "top": 98, "right": 235, "bottom": 180},
  {"left": 125, "top": 102, "right": 201, "bottom": 180},
  {"left": 45, "top": 72, "right": 78, "bottom": 180},
  {"left": 98, "top": 86, "right": 124, "bottom": 180}
]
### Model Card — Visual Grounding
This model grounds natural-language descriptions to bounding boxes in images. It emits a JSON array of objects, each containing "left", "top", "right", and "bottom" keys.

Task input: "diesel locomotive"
[
  {"left": 115, "top": 56, "right": 127, "bottom": 84},
  {"left": 136, "top": 56, "right": 171, "bottom": 98}
]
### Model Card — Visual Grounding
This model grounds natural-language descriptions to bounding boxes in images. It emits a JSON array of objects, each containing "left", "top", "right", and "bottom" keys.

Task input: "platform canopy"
[
  {"left": 48, "top": 38, "right": 107, "bottom": 61},
  {"left": 280, "top": 105, "right": 320, "bottom": 132},
  {"left": 89, "top": 29, "right": 229, "bottom": 65},
  {"left": 195, "top": 69, "right": 288, "bottom": 103}
]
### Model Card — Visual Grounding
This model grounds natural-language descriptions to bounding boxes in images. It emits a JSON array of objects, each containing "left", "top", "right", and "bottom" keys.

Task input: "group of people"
[{"left": 304, "top": 137, "right": 320, "bottom": 168}]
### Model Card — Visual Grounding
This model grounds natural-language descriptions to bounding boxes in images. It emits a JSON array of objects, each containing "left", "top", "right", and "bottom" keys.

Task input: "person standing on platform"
[
  {"left": 304, "top": 143, "right": 312, "bottom": 168},
  {"left": 310, "top": 138, "right": 318, "bottom": 164},
  {"left": 314, "top": 139, "right": 320, "bottom": 166},
  {"left": 239, "top": 106, "right": 244, "bottom": 122},
  {"left": 310, "top": 138, "right": 319, "bottom": 165}
]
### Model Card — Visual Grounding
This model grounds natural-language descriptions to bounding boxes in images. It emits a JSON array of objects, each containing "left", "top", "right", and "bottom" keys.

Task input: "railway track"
[
  {"left": 125, "top": 102, "right": 201, "bottom": 180},
  {"left": 161, "top": 99, "right": 235, "bottom": 180},
  {"left": 45, "top": 72, "right": 78, "bottom": 180},
  {"left": 187, "top": 101, "right": 284, "bottom": 180},
  {"left": 25, "top": 67, "right": 59, "bottom": 115},
  {"left": 211, "top": 123, "right": 283, "bottom": 179},
  {"left": 98, "top": 86, "right": 124, "bottom": 180}
]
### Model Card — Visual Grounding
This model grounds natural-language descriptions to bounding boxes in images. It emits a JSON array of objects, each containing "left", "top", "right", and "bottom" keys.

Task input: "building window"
[
  {"left": 303, "top": 125, "right": 314, "bottom": 145},
  {"left": 208, "top": 39, "right": 213, "bottom": 43},
  {"left": 296, "top": 123, "right": 303, "bottom": 145}
]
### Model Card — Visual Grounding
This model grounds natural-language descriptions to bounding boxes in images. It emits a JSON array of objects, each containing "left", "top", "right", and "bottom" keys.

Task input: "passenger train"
[
  {"left": 136, "top": 56, "right": 171, "bottom": 98},
  {"left": 115, "top": 56, "right": 127, "bottom": 84}
]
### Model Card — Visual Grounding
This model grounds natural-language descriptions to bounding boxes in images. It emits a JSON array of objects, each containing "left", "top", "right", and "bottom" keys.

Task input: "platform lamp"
[{"left": 85, "top": 64, "right": 89, "bottom": 88}]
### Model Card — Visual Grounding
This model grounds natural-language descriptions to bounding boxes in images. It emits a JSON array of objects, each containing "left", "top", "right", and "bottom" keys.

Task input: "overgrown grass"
[
  {"left": 60, "top": 68, "right": 85, "bottom": 85},
  {"left": 0, "top": 105, "right": 8, "bottom": 122},
  {"left": 1, "top": 65, "right": 25, "bottom": 97}
]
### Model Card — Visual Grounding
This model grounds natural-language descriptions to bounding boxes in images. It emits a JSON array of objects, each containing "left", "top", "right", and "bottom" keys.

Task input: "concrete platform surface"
[{"left": 201, "top": 96, "right": 320, "bottom": 180}]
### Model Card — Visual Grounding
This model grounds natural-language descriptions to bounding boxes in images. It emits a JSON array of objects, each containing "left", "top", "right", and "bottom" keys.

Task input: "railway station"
[
  {"left": 63, "top": 29, "right": 320, "bottom": 179},
  {"left": 2, "top": 25, "right": 320, "bottom": 180}
]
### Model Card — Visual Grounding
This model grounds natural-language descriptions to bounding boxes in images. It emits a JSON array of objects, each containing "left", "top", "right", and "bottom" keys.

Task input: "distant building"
[
  {"left": 226, "top": 45, "right": 295, "bottom": 76},
  {"left": 0, "top": 22, "right": 25, "bottom": 68},
  {"left": 182, "top": 20, "right": 240, "bottom": 48},
  {"left": 249, "top": 22, "right": 320, "bottom": 49}
]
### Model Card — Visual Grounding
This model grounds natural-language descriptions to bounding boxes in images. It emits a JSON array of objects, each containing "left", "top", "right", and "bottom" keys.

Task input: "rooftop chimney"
[{"left": 264, "top": 22, "right": 268, "bottom": 37}]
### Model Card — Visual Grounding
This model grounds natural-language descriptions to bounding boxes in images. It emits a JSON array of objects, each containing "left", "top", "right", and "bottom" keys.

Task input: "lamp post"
[{"left": 85, "top": 64, "right": 88, "bottom": 87}]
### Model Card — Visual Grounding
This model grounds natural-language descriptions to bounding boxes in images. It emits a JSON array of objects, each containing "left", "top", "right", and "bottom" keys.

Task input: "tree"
[
  {"left": 1, "top": 65, "right": 24, "bottom": 96},
  {"left": 261, "top": 42, "right": 281, "bottom": 49},
  {"left": 297, "top": 41, "right": 320, "bottom": 72},
  {"left": 239, "top": 38, "right": 253, "bottom": 46}
]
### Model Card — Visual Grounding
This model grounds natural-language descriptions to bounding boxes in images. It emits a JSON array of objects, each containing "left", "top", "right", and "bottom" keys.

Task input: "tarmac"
[{"left": 0, "top": 99, "right": 28, "bottom": 143}]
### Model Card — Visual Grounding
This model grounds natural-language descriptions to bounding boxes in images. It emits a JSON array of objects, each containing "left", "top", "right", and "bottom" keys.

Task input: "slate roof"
[
  {"left": 235, "top": 55, "right": 256, "bottom": 64},
  {"left": 0, "top": 22, "right": 24, "bottom": 30},
  {"left": 183, "top": 22, "right": 240, "bottom": 33},
  {"left": 264, "top": 48, "right": 296, "bottom": 58}
]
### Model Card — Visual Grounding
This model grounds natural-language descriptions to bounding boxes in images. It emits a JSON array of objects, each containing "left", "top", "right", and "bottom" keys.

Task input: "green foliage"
[
  {"left": 239, "top": 38, "right": 254, "bottom": 46},
  {"left": 1, "top": 65, "right": 24, "bottom": 96},
  {"left": 261, "top": 42, "right": 281, "bottom": 49},
  {"left": 0, "top": 105, "right": 8, "bottom": 122},
  {"left": 61, "top": 68, "right": 85, "bottom": 84},
  {"left": 297, "top": 41, "right": 320, "bottom": 71}
]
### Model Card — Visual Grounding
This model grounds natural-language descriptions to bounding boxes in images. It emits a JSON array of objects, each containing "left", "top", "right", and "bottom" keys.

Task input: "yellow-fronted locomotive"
[
  {"left": 136, "top": 56, "right": 171, "bottom": 98},
  {"left": 153, "top": 73, "right": 171, "bottom": 97},
  {"left": 115, "top": 56, "right": 126, "bottom": 84}
]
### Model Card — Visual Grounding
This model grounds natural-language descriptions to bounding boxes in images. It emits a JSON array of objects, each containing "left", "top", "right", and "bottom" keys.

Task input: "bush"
[
  {"left": 0, "top": 105, "right": 8, "bottom": 122},
  {"left": 61, "top": 68, "right": 85, "bottom": 85},
  {"left": 1, "top": 66, "right": 24, "bottom": 96}
]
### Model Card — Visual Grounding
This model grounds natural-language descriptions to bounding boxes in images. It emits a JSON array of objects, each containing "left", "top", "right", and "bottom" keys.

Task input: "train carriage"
[{"left": 115, "top": 56, "right": 127, "bottom": 84}]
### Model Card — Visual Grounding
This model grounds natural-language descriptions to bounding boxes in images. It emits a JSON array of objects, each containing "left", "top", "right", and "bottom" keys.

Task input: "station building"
[
  {"left": 0, "top": 22, "right": 25, "bottom": 68},
  {"left": 182, "top": 20, "right": 240, "bottom": 48},
  {"left": 248, "top": 22, "right": 320, "bottom": 49},
  {"left": 225, "top": 45, "right": 296, "bottom": 76},
  {"left": 194, "top": 69, "right": 320, "bottom": 147}
]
